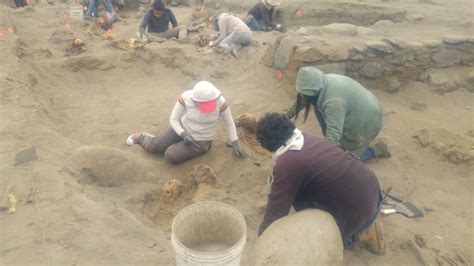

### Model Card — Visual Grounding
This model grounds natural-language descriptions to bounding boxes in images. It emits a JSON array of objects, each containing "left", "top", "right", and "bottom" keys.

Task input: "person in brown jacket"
[{"left": 255, "top": 112, "right": 386, "bottom": 255}]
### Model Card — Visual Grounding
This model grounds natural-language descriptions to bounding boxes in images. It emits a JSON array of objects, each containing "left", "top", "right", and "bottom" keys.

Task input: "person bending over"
[
  {"left": 286, "top": 66, "right": 391, "bottom": 161},
  {"left": 256, "top": 112, "right": 385, "bottom": 255}
]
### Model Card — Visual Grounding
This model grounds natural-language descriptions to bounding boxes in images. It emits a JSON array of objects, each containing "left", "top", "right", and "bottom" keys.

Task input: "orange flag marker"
[
  {"left": 295, "top": 8, "right": 302, "bottom": 17},
  {"left": 276, "top": 70, "right": 285, "bottom": 79}
]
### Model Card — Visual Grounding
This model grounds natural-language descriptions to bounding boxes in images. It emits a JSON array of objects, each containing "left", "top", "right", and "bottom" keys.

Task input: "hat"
[{"left": 192, "top": 81, "right": 222, "bottom": 113}]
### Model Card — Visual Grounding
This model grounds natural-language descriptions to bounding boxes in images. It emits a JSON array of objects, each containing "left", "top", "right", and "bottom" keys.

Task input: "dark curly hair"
[{"left": 256, "top": 113, "right": 296, "bottom": 152}]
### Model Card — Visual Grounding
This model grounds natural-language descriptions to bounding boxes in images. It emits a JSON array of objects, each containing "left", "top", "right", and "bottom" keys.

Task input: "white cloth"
[
  {"left": 272, "top": 128, "right": 305, "bottom": 160},
  {"left": 169, "top": 90, "right": 238, "bottom": 142}
]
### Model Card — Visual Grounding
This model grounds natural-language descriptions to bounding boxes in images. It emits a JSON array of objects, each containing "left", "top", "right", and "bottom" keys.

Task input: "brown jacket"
[{"left": 259, "top": 134, "right": 380, "bottom": 241}]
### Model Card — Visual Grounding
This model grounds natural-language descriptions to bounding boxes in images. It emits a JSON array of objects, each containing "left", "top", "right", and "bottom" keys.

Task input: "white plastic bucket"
[{"left": 171, "top": 201, "right": 247, "bottom": 266}]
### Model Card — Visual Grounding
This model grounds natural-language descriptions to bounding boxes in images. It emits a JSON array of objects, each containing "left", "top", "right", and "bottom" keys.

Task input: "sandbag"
[{"left": 249, "top": 209, "right": 343, "bottom": 266}]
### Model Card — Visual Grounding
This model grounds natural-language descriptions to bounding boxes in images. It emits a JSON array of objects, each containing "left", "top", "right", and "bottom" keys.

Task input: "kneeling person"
[
  {"left": 256, "top": 113, "right": 385, "bottom": 255},
  {"left": 127, "top": 81, "right": 247, "bottom": 164},
  {"left": 139, "top": 0, "right": 187, "bottom": 43}
]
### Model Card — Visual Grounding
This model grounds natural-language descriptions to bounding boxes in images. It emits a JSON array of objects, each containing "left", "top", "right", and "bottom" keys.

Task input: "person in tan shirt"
[{"left": 209, "top": 11, "right": 252, "bottom": 57}]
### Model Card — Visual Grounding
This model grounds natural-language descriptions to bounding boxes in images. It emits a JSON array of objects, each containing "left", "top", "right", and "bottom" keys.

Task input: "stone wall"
[{"left": 268, "top": 33, "right": 474, "bottom": 94}]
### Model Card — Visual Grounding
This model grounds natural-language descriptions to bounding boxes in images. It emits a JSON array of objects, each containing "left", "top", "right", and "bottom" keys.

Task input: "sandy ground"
[{"left": 0, "top": 0, "right": 473, "bottom": 265}]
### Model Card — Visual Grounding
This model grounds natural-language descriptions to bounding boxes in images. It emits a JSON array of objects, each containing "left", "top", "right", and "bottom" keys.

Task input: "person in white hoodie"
[{"left": 127, "top": 81, "right": 247, "bottom": 164}]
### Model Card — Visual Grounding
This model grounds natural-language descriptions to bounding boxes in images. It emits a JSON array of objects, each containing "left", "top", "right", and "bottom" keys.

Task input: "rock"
[
  {"left": 429, "top": 74, "right": 447, "bottom": 85},
  {"left": 441, "top": 146, "right": 474, "bottom": 165},
  {"left": 431, "top": 49, "right": 461, "bottom": 67},
  {"left": 384, "top": 37, "right": 406, "bottom": 49},
  {"left": 352, "top": 46, "right": 366, "bottom": 53},
  {"left": 414, "top": 129, "right": 430, "bottom": 147},
  {"left": 249, "top": 209, "right": 343, "bottom": 266},
  {"left": 328, "top": 49, "right": 349, "bottom": 61},
  {"left": 360, "top": 62, "right": 384, "bottom": 79},
  {"left": 418, "top": 73, "right": 429, "bottom": 82},
  {"left": 274, "top": 36, "right": 294, "bottom": 70},
  {"left": 293, "top": 46, "right": 325, "bottom": 62},
  {"left": 351, "top": 54, "right": 364, "bottom": 61},
  {"left": 138, "top": 6, "right": 147, "bottom": 12},
  {"left": 406, "top": 13, "right": 424, "bottom": 24},
  {"left": 366, "top": 40, "right": 393, "bottom": 54},
  {"left": 386, "top": 77, "right": 402, "bottom": 92},
  {"left": 296, "top": 27, "right": 308, "bottom": 35},
  {"left": 442, "top": 35, "right": 467, "bottom": 45},
  {"left": 415, "top": 234, "right": 427, "bottom": 248},
  {"left": 321, "top": 23, "right": 357, "bottom": 36},
  {"left": 372, "top": 20, "right": 394, "bottom": 29},
  {"left": 423, "top": 40, "right": 443, "bottom": 48},
  {"left": 432, "top": 81, "right": 458, "bottom": 95},
  {"left": 440, "top": 81, "right": 459, "bottom": 93},
  {"left": 311, "top": 63, "right": 346, "bottom": 75},
  {"left": 357, "top": 26, "right": 377, "bottom": 35},
  {"left": 15, "top": 146, "right": 38, "bottom": 165},
  {"left": 411, "top": 102, "right": 427, "bottom": 111}
]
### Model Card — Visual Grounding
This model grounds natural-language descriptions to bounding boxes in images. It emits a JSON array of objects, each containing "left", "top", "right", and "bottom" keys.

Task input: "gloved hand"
[
  {"left": 141, "top": 34, "right": 148, "bottom": 44},
  {"left": 231, "top": 140, "right": 247, "bottom": 158},
  {"left": 180, "top": 132, "right": 195, "bottom": 146},
  {"left": 275, "top": 24, "right": 282, "bottom": 30}
]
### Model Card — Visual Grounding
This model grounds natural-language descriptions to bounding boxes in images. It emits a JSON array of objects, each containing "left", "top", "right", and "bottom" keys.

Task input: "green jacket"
[{"left": 288, "top": 67, "right": 383, "bottom": 156}]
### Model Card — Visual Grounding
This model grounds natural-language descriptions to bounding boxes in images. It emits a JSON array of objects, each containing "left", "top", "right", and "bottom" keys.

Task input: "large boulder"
[
  {"left": 249, "top": 209, "right": 343, "bottom": 266},
  {"left": 274, "top": 36, "right": 294, "bottom": 70},
  {"left": 321, "top": 23, "right": 358, "bottom": 36}
]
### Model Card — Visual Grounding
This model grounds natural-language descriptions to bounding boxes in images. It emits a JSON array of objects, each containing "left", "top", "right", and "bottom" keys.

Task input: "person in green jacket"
[{"left": 286, "top": 67, "right": 391, "bottom": 161}]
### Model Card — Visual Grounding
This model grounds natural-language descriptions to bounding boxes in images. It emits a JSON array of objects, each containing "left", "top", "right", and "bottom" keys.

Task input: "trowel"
[{"left": 380, "top": 202, "right": 424, "bottom": 218}]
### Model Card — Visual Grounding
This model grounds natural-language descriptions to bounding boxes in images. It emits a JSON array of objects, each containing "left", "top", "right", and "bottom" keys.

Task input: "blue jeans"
[
  {"left": 14, "top": 0, "right": 25, "bottom": 7},
  {"left": 86, "top": 0, "right": 113, "bottom": 16},
  {"left": 247, "top": 17, "right": 265, "bottom": 31}
]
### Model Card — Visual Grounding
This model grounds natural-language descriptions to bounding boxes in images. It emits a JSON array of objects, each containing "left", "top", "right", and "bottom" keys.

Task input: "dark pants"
[
  {"left": 139, "top": 128, "right": 211, "bottom": 164},
  {"left": 294, "top": 191, "right": 383, "bottom": 248},
  {"left": 14, "top": 0, "right": 25, "bottom": 7}
]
